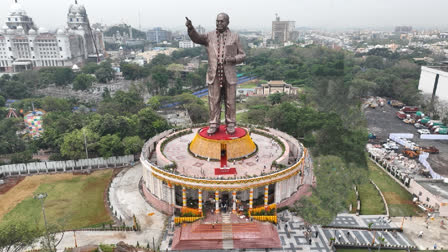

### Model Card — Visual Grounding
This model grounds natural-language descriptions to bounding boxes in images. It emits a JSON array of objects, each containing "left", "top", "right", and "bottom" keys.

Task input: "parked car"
[
  {"left": 418, "top": 129, "right": 430, "bottom": 135},
  {"left": 414, "top": 123, "right": 423, "bottom": 129}
]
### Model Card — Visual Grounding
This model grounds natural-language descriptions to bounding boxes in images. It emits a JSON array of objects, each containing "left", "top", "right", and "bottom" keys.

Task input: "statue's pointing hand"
[{"left": 185, "top": 17, "right": 193, "bottom": 29}]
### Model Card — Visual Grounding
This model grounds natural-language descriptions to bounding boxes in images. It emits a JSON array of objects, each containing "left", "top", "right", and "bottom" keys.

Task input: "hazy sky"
[{"left": 1, "top": 0, "right": 448, "bottom": 31}]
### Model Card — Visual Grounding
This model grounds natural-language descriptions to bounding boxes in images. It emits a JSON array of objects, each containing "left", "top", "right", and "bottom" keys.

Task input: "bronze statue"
[{"left": 185, "top": 13, "right": 246, "bottom": 135}]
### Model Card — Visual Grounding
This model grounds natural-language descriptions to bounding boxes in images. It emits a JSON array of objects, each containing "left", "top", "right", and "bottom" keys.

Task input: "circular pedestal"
[{"left": 189, "top": 126, "right": 256, "bottom": 160}]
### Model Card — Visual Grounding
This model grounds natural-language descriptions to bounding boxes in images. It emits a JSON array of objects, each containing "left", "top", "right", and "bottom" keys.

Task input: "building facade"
[
  {"left": 0, "top": 1, "right": 105, "bottom": 73},
  {"left": 146, "top": 27, "right": 172, "bottom": 43},
  {"left": 254, "top": 80, "right": 299, "bottom": 96},
  {"left": 418, "top": 66, "right": 448, "bottom": 119},
  {"left": 272, "top": 15, "right": 295, "bottom": 44}
]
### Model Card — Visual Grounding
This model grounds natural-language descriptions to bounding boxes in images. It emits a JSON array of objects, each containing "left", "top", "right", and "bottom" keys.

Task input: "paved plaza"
[
  {"left": 328, "top": 214, "right": 398, "bottom": 229},
  {"left": 164, "top": 130, "right": 284, "bottom": 178}
]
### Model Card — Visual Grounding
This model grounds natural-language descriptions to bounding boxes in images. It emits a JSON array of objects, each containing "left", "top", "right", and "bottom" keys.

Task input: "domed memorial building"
[
  {"left": 140, "top": 125, "right": 312, "bottom": 216},
  {"left": 0, "top": 0, "right": 105, "bottom": 73}
]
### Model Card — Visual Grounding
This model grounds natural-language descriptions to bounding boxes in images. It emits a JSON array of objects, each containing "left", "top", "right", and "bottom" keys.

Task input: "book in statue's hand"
[{"left": 225, "top": 45, "right": 237, "bottom": 58}]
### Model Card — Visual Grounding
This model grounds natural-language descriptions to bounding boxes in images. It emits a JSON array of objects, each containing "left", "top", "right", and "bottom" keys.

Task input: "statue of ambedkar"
[{"left": 185, "top": 13, "right": 246, "bottom": 135}]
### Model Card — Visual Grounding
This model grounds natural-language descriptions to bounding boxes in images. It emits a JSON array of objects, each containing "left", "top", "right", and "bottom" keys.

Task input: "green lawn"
[
  {"left": 1, "top": 169, "right": 114, "bottom": 230},
  {"left": 368, "top": 160, "right": 423, "bottom": 217},
  {"left": 238, "top": 83, "right": 258, "bottom": 88},
  {"left": 358, "top": 181, "right": 386, "bottom": 215}
]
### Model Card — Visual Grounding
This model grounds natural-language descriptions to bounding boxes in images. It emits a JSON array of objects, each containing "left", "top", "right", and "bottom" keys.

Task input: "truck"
[
  {"left": 428, "top": 122, "right": 445, "bottom": 130},
  {"left": 418, "top": 117, "right": 431, "bottom": 125},
  {"left": 432, "top": 125, "right": 448, "bottom": 132},
  {"left": 400, "top": 106, "right": 419, "bottom": 113},
  {"left": 390, "top": 100, "right": 404, "bottom": 107},
  {"left": 396, "top": 111, "right": 407, "bottom": 120},
  {"left": 434, "top": 128, "right": 448, "bottom": 134},
  {"left": 420, "top": 146, "right": 439, "bottom": 154},
  {"left": 425, "top": 120, "right": 442, "bottom": 127}
]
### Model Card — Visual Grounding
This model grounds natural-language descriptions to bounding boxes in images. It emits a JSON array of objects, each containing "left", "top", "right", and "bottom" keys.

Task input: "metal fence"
[{"left": 0, "top": 155, "right": 134, "bottom": 177}]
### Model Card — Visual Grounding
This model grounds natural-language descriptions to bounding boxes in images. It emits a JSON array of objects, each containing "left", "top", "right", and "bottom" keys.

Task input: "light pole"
[{"left": 34, "top": 192, "right": 53, "bottom": 252}]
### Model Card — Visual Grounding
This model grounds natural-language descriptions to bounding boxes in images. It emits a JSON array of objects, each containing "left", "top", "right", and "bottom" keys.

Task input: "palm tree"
[
  {"left": 377, "top": 236, "right": 385, "bottom": 251},
  {"left": 368, "top": 222, "right": 376, "bottom": 246}
]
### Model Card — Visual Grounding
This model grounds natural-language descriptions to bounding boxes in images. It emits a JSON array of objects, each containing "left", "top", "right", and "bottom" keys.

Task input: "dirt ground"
[
  {"left": 365, "top": 104, "right": 448, "bottom": 176},
  {"left": 0, "top": 176, "right": 24, "bottom": 194}
]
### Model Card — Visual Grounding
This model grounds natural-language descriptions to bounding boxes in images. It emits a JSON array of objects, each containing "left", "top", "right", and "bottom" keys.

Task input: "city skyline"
[{"left": 1, "top": 0, "right": 448, "bottom": 31}]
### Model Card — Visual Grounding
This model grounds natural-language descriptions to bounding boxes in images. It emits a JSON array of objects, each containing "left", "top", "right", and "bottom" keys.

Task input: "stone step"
[{"left": 222, "top": 239, "right": 234, "bottom": 249}]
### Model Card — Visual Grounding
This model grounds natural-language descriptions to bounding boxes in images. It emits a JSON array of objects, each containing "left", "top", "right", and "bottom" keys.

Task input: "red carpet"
[
  {"left": 171, "top": 222, "right": 282, "bottom": 250},
  {"left": 199, "top": 125, "right": 246, "bottom": 140},
  {"left": 220, "top": 151, "right": 227, "bottom": 167},
  {"left": 215, "top": 167, "right": 237, "bottom": 175}
]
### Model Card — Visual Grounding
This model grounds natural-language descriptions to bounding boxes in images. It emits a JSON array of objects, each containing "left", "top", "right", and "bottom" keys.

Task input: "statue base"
[{"left": 189, "top": 125, "right": 256, "bottom": 160}]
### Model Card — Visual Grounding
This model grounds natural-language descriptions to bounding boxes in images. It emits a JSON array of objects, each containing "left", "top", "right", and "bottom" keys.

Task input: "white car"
[{"left": 418, "top": 129, "right": 430, "bottom": 135}]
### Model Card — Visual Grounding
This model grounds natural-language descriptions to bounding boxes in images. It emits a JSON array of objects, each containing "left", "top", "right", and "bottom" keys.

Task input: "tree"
[
  {"left": 0, "top": 95, "right": 5, "bottom": 107},
  {"left": 0, "top": 118, "right": 26, "bottom": 155},
  {"left": 292, "top": 156, "right": 360, "bottom": 225},
  {"left": 81, "top": 62, "right": 101, "bottom": 74},
  {"left": 268, "top": 93, "right": 283, "bottom": 105},
  {"left": 137, "top": 107, "right": 170, "bottom": 140},
  {"left": 53, "top": 68, "right": 74, "bottom": 86},
  {"left": 0, "top": 222, "right": 41, "bottom": 252},
  {"left": 98, "top": 134, "right": 124, "bottom": 157},
  {"left": 94, "top": 61, "right": 115, "bottom": 83},
  {"left": 60, "top": 128, "right": 99, "bottom": 159},
  {"left": 122, "top": 136, "right": 144, "bottom": 155},
  {"left": 72, "top": 74, "right": 96, "bottom": 91},
  {"left": 94, "top": 68, "right": 113, "bottom": 83},
  {"left": 149, "top": 66, "right": 170, "bottom": 95}
]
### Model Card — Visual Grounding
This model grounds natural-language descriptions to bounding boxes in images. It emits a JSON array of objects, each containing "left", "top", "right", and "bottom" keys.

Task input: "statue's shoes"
[
  {"left": 226, "top": 125, "right": 235, "bottom": 135},
  {"left": 207, "top": 125, "right": 218, "bottom": 135}
]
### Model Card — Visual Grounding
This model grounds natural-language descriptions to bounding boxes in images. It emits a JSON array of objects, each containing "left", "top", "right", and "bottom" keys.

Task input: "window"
[
  {"left": 59, "top": 47, "right": 62, "bottom": 51},
  {"left": 419, "top": 192, "right": 422, "bottom": 196},
  {"left": 76, "top": 18, "right": 79, "bottom": 22},
  {"left": 70, "top": 18, "right": 73, "bottom": 22},
  {"left": 8, "top": 47, "right": 11, "bottom": 51},
  {"left": 426, "top": 197, "right": 430, "bottom": 202},
  {"left": 31, "top": 47, "right": 33, "bottom": 51},
  {"left": 15, "top": 18, "right": 17, "bottom": 21},
  {"left": 8, "top": 18, "right": 11, "bottom": 21}
]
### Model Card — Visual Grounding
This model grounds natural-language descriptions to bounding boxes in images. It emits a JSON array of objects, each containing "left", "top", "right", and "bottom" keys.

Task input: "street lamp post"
[{"left": 34, "top": 193, "right": 53, "bottom": 252}]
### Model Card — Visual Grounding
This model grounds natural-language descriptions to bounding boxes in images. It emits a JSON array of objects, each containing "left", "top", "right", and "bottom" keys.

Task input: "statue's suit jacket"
[{"left": 188, "top": 28, "right": 246, "bottom": 85}]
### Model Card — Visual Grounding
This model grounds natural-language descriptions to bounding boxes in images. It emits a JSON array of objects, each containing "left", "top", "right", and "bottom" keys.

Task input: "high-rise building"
[
  {"left": 395, "top": 26, "right": 413, "bottom": 34},
  {"left": 146, "top": 27, "right": 172, "bottom": 43},
  {"left": 271, "top": 15, "right": 295, "bottom": 44},
  {"left": 0, "top": 0, "right": 105, "bottom": 73}
]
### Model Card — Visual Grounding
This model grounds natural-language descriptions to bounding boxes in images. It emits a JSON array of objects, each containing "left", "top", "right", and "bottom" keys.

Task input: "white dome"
[
  {"left": 68, "top": 3, "right": 86, "bottom": 15},
  {"left": 7, "top": 29, "right": 15, "bottom": 35},
  {"left": 57, "top": 29, "right": 65, "bottom": 35},
  {"left": 38, "top": 27, "right": 48, "bottom": 34},
  {"left": 2, "top": 25, "right": 8, "bottom": 30},
  {"left": 17, "top": 25, "right": 23, "bottom": 30},
  {"left": 9, "top": 3, "right": 27, "bottom": 15},
  {"left": 75, "top": 13, "right": 81, "bottom": 17},
  {"left": 29, "top": 29, "right": 36, "bottom": 35}
]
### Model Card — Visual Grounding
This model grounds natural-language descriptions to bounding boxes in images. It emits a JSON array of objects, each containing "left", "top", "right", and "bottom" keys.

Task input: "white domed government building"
[{"left": 0, "top": 0, "right": 105, "bottom": 73}]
